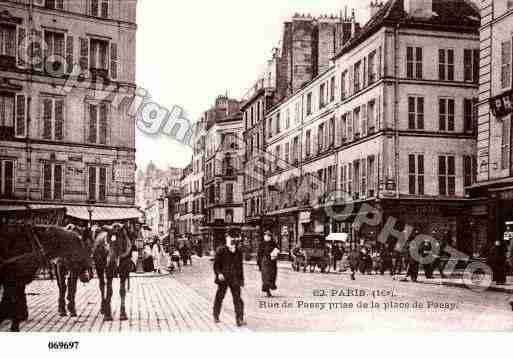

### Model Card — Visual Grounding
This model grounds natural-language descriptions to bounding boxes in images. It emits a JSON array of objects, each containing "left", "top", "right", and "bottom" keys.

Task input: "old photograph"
[{"left": 1, "top": 0, "right": 513, "bottom": 338}]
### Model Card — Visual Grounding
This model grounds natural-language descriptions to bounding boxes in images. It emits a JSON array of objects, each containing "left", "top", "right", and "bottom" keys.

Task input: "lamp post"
[{"left": 86, "top": 201, "right": 94, "bottom": 229}]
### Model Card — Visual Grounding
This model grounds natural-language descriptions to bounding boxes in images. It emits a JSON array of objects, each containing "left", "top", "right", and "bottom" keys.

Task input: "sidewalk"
[{"left": 243, "top": 258, "right": 513, "bottom": 294}]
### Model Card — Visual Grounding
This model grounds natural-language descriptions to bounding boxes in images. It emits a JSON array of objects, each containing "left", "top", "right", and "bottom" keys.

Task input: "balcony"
[{"left": 90, "top": 68, "right": 109, "bottom": 81}]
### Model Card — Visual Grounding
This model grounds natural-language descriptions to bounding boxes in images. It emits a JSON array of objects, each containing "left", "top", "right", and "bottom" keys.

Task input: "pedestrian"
[
  {"left": 152, "top": 240, "right": 162, "bottom": 273},
  {"left": 432, "top": 231, "right": 449, "bottom": 279},
  {"left": 171, "top": 246, "right": 181, "bottom": 272},
  {"left": 257, "top": 230, "right": 279, "bottom": 297},
  {"left": 488, "top": 238, "right": 507, "bottom": 285},
  {"left": 331, "top": 242, "right": 344, "bottom": 272},
  {"left": 348, "top": 246, "right": 359, "bottom": 280},
  {"left": 213, "top": 231, "right": 245, "bottom": 327},
  {"left": 405, "top": 238, "right": 419, "bottom": 282},
  {"left": 421, "top": 235, "right": 434, "bottom": 279}
]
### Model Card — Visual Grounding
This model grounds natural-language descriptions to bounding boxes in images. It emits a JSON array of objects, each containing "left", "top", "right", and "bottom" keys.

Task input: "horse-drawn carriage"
[{"left": 292, "top": 232, "right": 331, "bottom": 273}]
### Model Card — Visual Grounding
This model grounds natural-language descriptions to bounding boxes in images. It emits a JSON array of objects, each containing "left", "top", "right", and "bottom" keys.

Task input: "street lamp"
[{"left": 86, "top": 200, "right": 95, "bottom": 229}]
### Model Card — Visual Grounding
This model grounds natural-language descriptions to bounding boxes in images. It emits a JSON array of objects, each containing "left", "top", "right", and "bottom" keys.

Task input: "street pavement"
[{"left": 2, "top": 256, "right": 513, "bottom": 332}]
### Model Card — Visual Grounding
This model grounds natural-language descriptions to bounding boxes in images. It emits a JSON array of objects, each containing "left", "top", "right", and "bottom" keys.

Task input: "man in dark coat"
[
  {"left": 213, "top": 232, "right": 245, "bottom": 326},
  {"left": 488, "top": 239, "right": 508, "bottom": 285},
  {"left": 331, "top": 242, "right": 344, "bottom": 271},
  {"left": 257, "top": 230, "right": 278, "bottom": 297}
]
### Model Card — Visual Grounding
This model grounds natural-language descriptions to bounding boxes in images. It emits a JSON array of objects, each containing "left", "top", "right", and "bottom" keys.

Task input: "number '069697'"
[{"left": 48, "top": 341, "right": 79, "bottom": 350}]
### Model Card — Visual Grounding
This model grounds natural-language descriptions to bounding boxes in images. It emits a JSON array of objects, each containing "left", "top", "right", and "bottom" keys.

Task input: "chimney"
[
  {"left": 350, "top": 9, "right": 357, "bottom": 38},
  {"left": 404, "top": 0, "right": 433, "bottom": 18},
  {"left": 369, "top": 1, "right": 384, "bottom": 18}
]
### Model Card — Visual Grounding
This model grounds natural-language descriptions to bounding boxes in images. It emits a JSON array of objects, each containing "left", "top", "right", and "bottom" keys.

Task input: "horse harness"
[{"left": 0, "top": 225, "right": 50, "bottom": 270}]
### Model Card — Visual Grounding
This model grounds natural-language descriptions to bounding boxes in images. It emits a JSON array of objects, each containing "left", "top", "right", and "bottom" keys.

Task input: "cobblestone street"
[{"left": 3, "top": 257, "right": 513, "bottom": 332}]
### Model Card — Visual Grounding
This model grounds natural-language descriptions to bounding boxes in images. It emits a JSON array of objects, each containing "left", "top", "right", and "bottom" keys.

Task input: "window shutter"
[
  {"left": 56, "top": 0, "right": 64, "bottom": 9},
  {"left": 99, "top": 167, "right": 106, "bottom": 201},
  {"left": 378, "top": 46, "right": 382, "bottom": 78},
  {"left": 17, "top": 27, "right": 27, "bottom": 68},
  {"left": 65, "top": 35, "right": 74, "bottom": 74},
  {"left": 88, "top": 167, "right": 96, "bottom": 200},
  {"left": 43, "top": 163, "right": 52, "bottom": 200},
  {"left": 361, "top": 104, "right": 367, "bottom": 137},
  {"left": 101, "top": 0, "right": 109, "bottom": 18},
  {"left": 54, "top": 164, "right": 62, "bottom": 200},
  {"left": 4, "top": 161, "right": 13, "bottom": 197},
  {"left": 89, "top": 104, "right": 98, "bottom": 143},
  {"left": 79, "top": 37, "right": 89, "bottom": 71},
  {"left": 99, "top": 102, "right": 108, "bottom": 144},
  {"left": 15, "top": 94, "right": 27, "bottom": 138},
  {"left": 110, "top": 42, "right": 117, "bottom": 79},
  {"left": 32, "top": 29, "right": 43, "bottom": 71},
  {"left": 54, "top": 99, "right": 64, "bottom": 140},
  {"left": 42, "top": 98, "right": 52, "bottom": 140}
]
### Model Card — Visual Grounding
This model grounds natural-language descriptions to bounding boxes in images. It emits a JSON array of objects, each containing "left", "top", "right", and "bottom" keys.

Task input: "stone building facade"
[
  {"left": 0, "top": 0, "right": 139, "bottom": 224},
  {"left": 262, "top": 0, "right": 480, "bottom": 256},
  {"left": 468, "top": 0, "right": 513, "bottom": 257}
]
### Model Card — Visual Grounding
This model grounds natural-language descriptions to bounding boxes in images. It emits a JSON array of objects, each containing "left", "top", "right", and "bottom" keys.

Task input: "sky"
[{"left": 135, "top": 0, "right": 373, "bottom": 172}]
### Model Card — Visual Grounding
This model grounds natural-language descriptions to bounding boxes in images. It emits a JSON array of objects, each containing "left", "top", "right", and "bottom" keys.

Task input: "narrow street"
[{"left": 3, "top": 257, "right": 513, "bottom": 332}]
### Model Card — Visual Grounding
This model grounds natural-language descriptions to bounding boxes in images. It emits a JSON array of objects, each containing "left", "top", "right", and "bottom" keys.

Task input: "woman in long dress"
[{"left": 257, "top": 230, "right": 278, "bottom": 297}]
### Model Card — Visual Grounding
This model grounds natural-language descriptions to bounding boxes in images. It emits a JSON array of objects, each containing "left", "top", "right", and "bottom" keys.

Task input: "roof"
[{"left": 333, "top": 0, "right": 480, "bottom": 60}]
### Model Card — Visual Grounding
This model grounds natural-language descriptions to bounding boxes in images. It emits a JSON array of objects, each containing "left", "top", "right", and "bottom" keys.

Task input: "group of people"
[
  {"left": 141, "top": 239, "right": 193, "bottom": 274},
  {"left": 212, "top": 230, "right": 278, "bottom": 327}
]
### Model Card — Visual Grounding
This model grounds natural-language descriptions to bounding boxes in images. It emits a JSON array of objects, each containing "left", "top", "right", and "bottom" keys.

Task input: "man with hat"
[{"left": 213, "top": 229, "right": 245, "bottom": 326}]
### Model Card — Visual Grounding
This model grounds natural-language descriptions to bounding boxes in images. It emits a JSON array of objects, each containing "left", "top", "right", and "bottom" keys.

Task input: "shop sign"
[{"left": 490, "top": 89, "right": 513, "bottom": 118}]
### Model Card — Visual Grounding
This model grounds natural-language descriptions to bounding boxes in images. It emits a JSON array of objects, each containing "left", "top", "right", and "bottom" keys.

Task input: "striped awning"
[{"left": 28, "top": 204, "right": 142, "bottom": 222}]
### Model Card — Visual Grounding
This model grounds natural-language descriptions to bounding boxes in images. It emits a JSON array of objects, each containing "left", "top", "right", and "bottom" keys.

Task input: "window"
[
  {"left": 42, "top": 97, "right": 65, "bottom": 140},
  {"left": 347, "top": 163, "right": 353, "bottom": 195},
  {"left": 347, "top": 112, "right": 353, "bottom": 140},
  {"left": 439, "top": 156, "right": 455, "bottom": 196},
  {"left": 88, "top": 102, "right": 109, "bottom": 144},
  {"left": 353, "top": 160, "right": 360, "bottom": 196},
  {"left": 268, "top": 117, "right": 273, "bottom": 138},
  {"left": 464, "top": 49, "right": 479, "bottom": 83},
  {"left": 361, "top": 159, "right": 366, "bottom": 197},
  {"left": 0, "top": 94, "right": 14, "bottom": 137},
  {"left": 439, "top": 98, "right": 455, "bottom": 131},
  {"left": 341, "top": 165, "right": 347, "bottom": 194},
  {"left": 464, "top": 98, "right": 478, "bottom": 133},
  {"left": 368, "top": 50, "right": 376, "bottom": 84},
  {"left": 90, "top": 38, "right": 108, "bottom": 70},
  {"left": 407, "top": 47, "right": 422, "bottom": 79},
  {"left": 354, "top": 61, "right": 361, "bottom": 92},
  {"left": 330, "top": 77, "right": 335, "bottom": 102},
  {"left": 306, "top": 92, "right": 312, "bottom": 115},
  {"left": 319, "top": 83, "right": 326, "bottom": 109},
  {"left": 226, "top": 183, "right": 233, "bottom": 203},
  {"left": 502, "top": 116, "right": 511, "bottom": 170},
  {"left": 502, "top": 41, "right": 512, "bottom": 89},
  {"left": 341, "top": 70, "right": 347, "bottom": 100},
  {"left": 438, "top": 49, "right": 454, "bottom": 81},
  {"left": 295, "top": 102, "right": 301, "bottom": 123},
  {"left": 353, "top": 107, "right": 360, "bottom": 138},
  {"left": 341, "top": 114, "right": 347, "bottom": 141},
  {"left": 42, "top": 162, "right": 63, "bottom": 201},
  {"left": 463, "top": 155, "right": 477, "bottom": 187},
  {"left": 89, "top": 167, "right": 107, "bottom": 202},
  {"left": 292, "top": 136, "right": 299, "bottom": 163},
  {"left": 318, "top": 123, "right": 324, "bottom": 152},
  {"left": 305, "top": 130, "right": 311, "bottom": 157},
  {"left": 368, "top": 100, "right": 376, "bottom": 133},
  {"left": 286, "top": 108, "right": 290, "bottom": 129},
  {"left": 367, "top": 156, "right": 375, "bottom": 195},
  {"left": 0, "top": 159, "right": 14, "bottom": 198},
  {"left": 44, "top": 0, "right": 64, "bottom": 10},
  {"left": 285, "top": 142, "right": 290, "bottom": 164},
  {"left": 0, "top": 24, "right": 16, "bottom": 58},
  {"left": 408, "top": 96, "right": 424, "bottom": 130},
  {"left": 276, "top": 113, "right": 281, "bottom": 134},
  {"left": 275, "top": 145, "right": 281, "bottom": 170},
  {"left": 91, "top": 0, "right": 109, "bottom": 18},
  {"left": 408, "top": 154, "right": 424, "bottom": 195},
  {"left": 329, "top": 117, "right": 335, "bottom": 147}
]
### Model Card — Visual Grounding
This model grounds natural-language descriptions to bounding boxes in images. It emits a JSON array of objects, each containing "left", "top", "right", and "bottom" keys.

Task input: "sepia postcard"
[{"left": 1, "top": 0, "right": 513, "bottom": 354}]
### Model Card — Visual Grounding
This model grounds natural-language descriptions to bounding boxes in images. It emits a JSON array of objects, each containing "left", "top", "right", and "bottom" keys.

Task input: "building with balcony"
[
  {"left": 262, "top": 0, "right": 480, "bottom": 256},
  {"left": 0, "top": 0, "right": 140, "bottom": 225}
]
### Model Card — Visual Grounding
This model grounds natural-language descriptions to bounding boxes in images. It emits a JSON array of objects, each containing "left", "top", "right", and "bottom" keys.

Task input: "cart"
[{"left": 292, "top": 233, "right": 331, "bottom": 273}]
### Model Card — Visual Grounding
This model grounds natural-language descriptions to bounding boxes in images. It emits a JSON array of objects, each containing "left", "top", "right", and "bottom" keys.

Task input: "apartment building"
[
  {"left": 263, "top": 0, "right": 480, "bottom": 255},
  {"left": 0, "top": 0, "right": 139, "bottom": 225}
]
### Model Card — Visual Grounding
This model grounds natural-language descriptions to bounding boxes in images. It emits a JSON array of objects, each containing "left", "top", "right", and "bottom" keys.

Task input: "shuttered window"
[
  {"left": 88, "top": 103, "right": 108, "bottom": 144},
  {"left": 0, "top": 159, "right": 14, "bottom": 198},
  {"left": 88, "top": 166, "right": 107, "bottom": 202}
]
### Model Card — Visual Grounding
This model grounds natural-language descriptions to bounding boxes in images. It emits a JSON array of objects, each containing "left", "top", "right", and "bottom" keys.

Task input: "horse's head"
[
  {"left": 35, "top": 226, "right": 93, "bottom": 283},
  {"left": 95, "top": 223, "right": 133, "bottom": 268}
]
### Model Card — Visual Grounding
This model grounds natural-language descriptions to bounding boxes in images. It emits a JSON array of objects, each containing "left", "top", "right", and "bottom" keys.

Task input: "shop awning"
[
  {"left": 29, "top": 204, "right": 142, "bottom": 221},
  {"left": 326, "top": 233, "right": 348, "bottom": 242},
  {"left": 0, "top": 205, "right": 31, "bottom": 212}
]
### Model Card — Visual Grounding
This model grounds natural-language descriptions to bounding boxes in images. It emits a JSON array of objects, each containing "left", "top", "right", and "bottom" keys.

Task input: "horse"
[
  {"left": 0, "top": 225, "right": 92, "bottom": 332},
  {"left": 92, "top": 223, "right": 134, "bottom": 321},
  {"left": 54, "top": 224, "right": 93, "bottom": 317}
]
